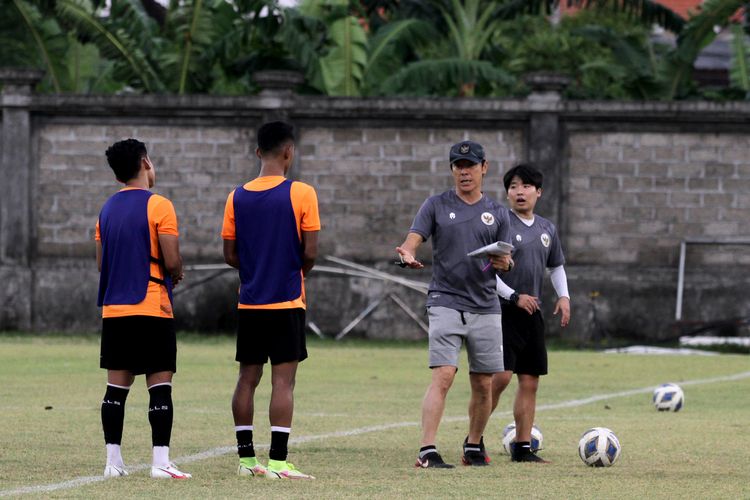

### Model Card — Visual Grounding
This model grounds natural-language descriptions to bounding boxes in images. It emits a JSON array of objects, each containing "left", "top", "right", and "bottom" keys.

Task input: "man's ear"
[
  {"left": 255, "top": 147, "right": 262, "bottom": 159},
  {"left": 537, "top": 187, "right": 543, "bottom": 198}
]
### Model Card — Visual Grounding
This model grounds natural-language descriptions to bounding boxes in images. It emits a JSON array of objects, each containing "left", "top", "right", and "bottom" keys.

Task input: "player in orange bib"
[
  {"left": 95, "top": 139, "right": 190, "bottom": 479},
  {"left": 222, "top": 122, "right": 320, "bottom": 479}
]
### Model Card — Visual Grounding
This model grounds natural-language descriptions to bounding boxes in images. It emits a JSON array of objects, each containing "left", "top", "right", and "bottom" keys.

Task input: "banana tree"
[
  {"left": 56, "top": 0, "right": 223, "bottom": 94},
  {"left": 0, "top": 0, "right": 120, "bottom": 93},
  {"left": 378, "top": 0, "right": 514, "bottom": 96},
  {"left": 373, "top": 0, "right": 686, "bottom": 97},
  {"left": 287, "top": 0, "right": 433, "bottom": 96}
]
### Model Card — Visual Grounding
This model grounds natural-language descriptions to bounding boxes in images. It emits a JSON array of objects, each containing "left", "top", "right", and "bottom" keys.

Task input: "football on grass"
[
  {"left": 578, "top": 427, "right": 621, "bottom": 467},
  {"left": 501, "top": 422, "right": 543, "bottom": 455},
  {"left": 653, "top": 383, "right": 684, "bottom": 411}
]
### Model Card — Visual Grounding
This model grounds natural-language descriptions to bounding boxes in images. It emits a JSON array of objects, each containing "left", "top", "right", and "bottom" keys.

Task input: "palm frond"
[
  {"left": 566, "top": 0, "right": 685, "bottom": 33},
  {"left": 11, "top": 0, "right": 62, "bottom": 91},
  {"left": 730, "top": 23, "right": 750, "bottom": 93},
  {"left": 56, "top": 0, "right": 163, "bottom": 92},
  {"left": 366, "top": 18, "right": 435, "bottom": 74},
  {"left": 380, "top": 58, "right": 515, "bottom": 96},
  {"left": 665, "top": 0, "right": 746, "bottom": 97},
  {"left": 280, "top": 7, "right": 327, "bottom": 77},
  {"left": 318, "top": 15, "right": 368, "bottom": 96},
  {"left": 168, "top": 0, "right": 213, "bottom": 94}
]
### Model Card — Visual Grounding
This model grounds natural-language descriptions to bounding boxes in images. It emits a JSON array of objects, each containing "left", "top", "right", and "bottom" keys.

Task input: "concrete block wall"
[
  {"left": 36, "top": 124, "right": 257, "bottom": 261},
  {"left": 567, "top": 132, "right": 750, "bottom": 267},
  {"left": 3, "top": 83, "right": 750, "bottom": 340},
  {"left": 298, "top": 127, "right": 522, "bottom": 261}
]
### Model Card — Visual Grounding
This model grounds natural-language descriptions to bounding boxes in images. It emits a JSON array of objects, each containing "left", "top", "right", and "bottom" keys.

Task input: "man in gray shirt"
[
  {"left": 396, "top": 140, "right": 512, "bottom": 468},
  {"left": 492, "top": 163, "right": 570, "bottom": 463}
]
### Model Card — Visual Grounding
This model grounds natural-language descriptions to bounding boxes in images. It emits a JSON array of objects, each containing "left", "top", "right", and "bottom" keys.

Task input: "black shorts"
[
  {"left": 501, "top": 304, "right": 547, "bottom": 376},
  {"left": 236, "top": 308, "right": 307, "bottom": 365},
  {"left": 100, "top": 316, "right": 177, "bottom": 375}
]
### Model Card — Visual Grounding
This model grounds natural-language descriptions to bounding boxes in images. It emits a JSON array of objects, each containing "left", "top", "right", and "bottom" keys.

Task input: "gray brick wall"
[
  {"left": 37, "top": 124, "right": 255, "bottom": 260},
  {"left": 6, "top": 90, "right": 750, "bottom": 340},
  {"left": 567, "top": 132, "right": 750, "bottom": 267},
  {"left": 298, "top": 127, "right": 521, "bottom": 261},
  {"left": 36, "top": 124, "right": 522, "bottom": 264}
]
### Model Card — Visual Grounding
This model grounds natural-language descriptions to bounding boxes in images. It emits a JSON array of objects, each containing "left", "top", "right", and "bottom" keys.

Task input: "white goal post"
[{"left": 675, "top": 238, "right": 750, "bottom": 321}]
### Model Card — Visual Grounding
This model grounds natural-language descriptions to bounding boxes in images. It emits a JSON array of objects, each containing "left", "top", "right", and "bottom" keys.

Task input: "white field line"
[{"left": 2, "top": 370, "right": 749, "bottom": 497}]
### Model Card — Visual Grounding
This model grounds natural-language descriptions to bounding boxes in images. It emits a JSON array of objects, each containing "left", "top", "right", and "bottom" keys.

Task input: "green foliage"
[
  {"left": 491, "top": 11, "right": 660, "bottom": 99},
  {"left": 0, "top": 0, "right": 123, "bottom": 93},
  {"left": 163, "top": 0, "right": 215, "bottom": 94},
  {"left": 317, "top": 15, "right": 368, "bottom": 96},
  {"left": 662, "top": 0, "right": 747, "bottom": 98},
  {"left": 566, "top": 0, "right": 685, "bottom": 33},
  {"left": 56, "top": 0, "right": 164, "bottom": 92},
  {"left": 376, "top": 0, "right": 520, "bottom": 96},
  {"left": 58, "top": 36, "right": 122, "bottom": 93},
  {"left": 0, "top": 0, "right": 746, "bottom": 99},
  {"left": 730, "top": 23, "right": 750, "bottom": 96}
]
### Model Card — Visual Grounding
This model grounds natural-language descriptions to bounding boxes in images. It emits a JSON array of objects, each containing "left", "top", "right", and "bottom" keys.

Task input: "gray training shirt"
[
  {"left": 499, "top": 211, "right": 565, "bottom": 306},
  {"left": 410, "top": 190, "right": 511, "bottom": 314}
]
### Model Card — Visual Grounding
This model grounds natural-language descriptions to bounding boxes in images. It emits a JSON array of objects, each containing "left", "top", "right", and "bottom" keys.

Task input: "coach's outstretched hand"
[{"left": 395, "top": 247, "right": 424, "bottom": 269}]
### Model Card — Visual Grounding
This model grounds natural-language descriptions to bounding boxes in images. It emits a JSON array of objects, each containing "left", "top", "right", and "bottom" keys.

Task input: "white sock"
[
  {"left": 153, "top": 446, "right": 170, "bottom": 468},
  {"left": 106, "top": 444, "right": 124, "bottom": 467}
]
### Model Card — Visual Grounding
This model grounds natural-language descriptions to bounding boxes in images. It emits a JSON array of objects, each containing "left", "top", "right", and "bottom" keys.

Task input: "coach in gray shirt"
[{"left": 396, "top": 140, "right": 512, "bottom": 469}]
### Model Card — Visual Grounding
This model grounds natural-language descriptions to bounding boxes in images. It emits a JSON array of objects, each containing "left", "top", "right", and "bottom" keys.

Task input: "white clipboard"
[{"left": 467, "top": 241, "right": 514, "bottom": 258}]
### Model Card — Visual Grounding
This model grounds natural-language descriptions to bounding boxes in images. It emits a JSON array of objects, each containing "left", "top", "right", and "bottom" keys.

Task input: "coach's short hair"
[
  {"left": 105, "top": 139, "right": 147, "bottom": 182},
  {"left": 503, "top": 163, "right": 543, "bottom": 191},
  {"left": 257, "top": 121, "right": 295, "bottom": 155}
]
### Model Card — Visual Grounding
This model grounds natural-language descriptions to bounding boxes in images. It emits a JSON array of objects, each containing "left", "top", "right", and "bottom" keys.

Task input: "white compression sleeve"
[
  {"left": 496, "top": 275, "right": 515, "bottom": 300},
  {"left": 550, "top": 265, "right": 569, "bottom": 299}
]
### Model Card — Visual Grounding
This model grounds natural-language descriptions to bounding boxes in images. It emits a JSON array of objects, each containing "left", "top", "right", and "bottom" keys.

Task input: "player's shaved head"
[
  {"left": 105, "top": 139, "right": 147, "bottom": 182},
  {"left": 257, "top": 121, "right": 295, "bottom": 156}
]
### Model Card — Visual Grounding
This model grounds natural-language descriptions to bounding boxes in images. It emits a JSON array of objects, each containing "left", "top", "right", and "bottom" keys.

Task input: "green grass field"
[{"left": 1, "top": 334, "right": 748, "bottom": 499}]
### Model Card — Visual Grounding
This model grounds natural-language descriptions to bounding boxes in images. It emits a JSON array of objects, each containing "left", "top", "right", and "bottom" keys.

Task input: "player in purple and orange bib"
[
  {"left": 222, "top": 121, "right": 320, "bottom": 479},
  {"left": 95, "top": 139, "right": 190, "bottom": 479}
]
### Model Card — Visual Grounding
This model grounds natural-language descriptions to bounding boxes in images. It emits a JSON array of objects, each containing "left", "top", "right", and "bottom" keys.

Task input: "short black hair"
[
  {"left": 503, "top": 163, "right": 543, "bottom": 191},
  {"left": 105, "top": 139, "right": 147, "bottom": 182},
  {"left": 257, "top": 121, "right": 295, "bottom": 154}
]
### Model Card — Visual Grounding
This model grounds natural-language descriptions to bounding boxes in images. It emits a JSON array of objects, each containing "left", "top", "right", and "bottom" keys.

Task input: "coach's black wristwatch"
[{"left": 509, "top": 292, "right": 519, "bottom": 304}]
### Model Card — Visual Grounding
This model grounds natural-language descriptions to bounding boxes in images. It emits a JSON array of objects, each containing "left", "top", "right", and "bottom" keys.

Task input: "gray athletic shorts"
[{"left": 427, "top": 306, "right": 503, "bottom": 373}]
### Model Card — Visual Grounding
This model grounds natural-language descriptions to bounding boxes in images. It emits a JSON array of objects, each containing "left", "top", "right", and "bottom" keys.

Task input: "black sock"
[
  {"left": 236, "top": 429, "right": 255, "bottom": 458},
  {"left": 101, "top": 385, "right": 129, "bottom": 444},
  {"left": 269, "top": 430, "right": 290, "bottom": 461},
  {"left": 148, "top": 384, "right": 173, "bottom": 447},
  {"left": 419, "top": 445, "right": 437, "bottom": 459},
  {"left": 515, "top": 441, "right": 531, "bottom": 455}
]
